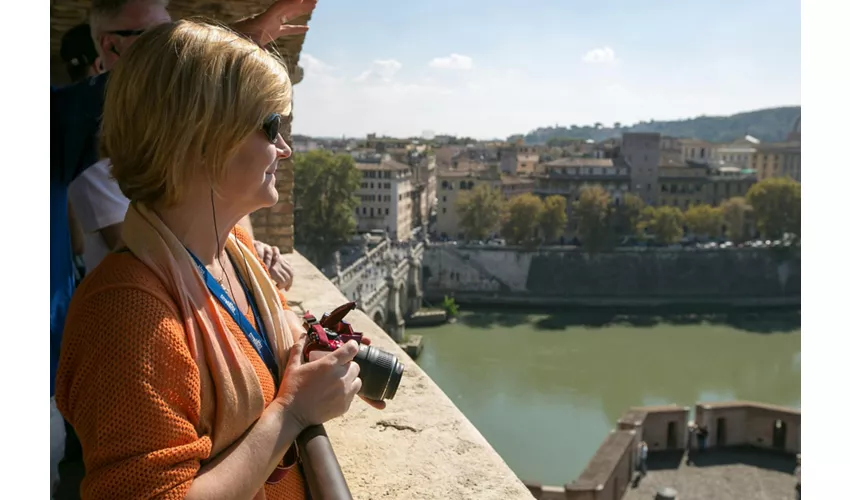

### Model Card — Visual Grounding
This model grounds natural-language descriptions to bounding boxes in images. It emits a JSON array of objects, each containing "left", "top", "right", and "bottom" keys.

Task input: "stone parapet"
[{"left": 284, "top": 252, "right": 534, "bottom": 500}]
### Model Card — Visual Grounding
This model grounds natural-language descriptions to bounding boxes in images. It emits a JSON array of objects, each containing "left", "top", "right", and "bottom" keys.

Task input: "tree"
[
  {"left": 609, "top": 194, "right": 644, "bottom": 237},
  {"left": 293, "top": 150, "right": 361, "bottom": 267},
  {"left": 721, "top": 197, "right": 752, "bottom": 243},
  {"left": 502, "top": 193, "right": 545, "bottom": 247},
  {"left": 746, "top": 177, "right": 801, "bottom": 240},
  {"left": 684, "top": 204, "right": 724, "bottom": 239},
  {"left": 643, "top": 206, "right": 685, "bottom": 245},
  {"left": 573, "top": 185, "right": 611, "bottom": 252},
  {"left": 456, "top": 184, "right": 504, "bottom": 241},
  {"left": 539, "top": 195, "right": 568, "bottom": 243}
]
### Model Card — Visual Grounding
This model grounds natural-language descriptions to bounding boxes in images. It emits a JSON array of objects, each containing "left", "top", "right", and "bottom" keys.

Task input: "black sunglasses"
[
  {"left": 106, "top": 29, "right": 146, "bottom": 37},
  {"left": 262, "top": 113, "right": 283, "bottom": 143}
]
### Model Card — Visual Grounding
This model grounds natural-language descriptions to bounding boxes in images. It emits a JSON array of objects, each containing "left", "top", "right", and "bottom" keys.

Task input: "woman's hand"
[
  {"left": 276, "top": 334, "right": 362, "bottom": 429},
  {"left": 233, "top": 0, "right": 318, "bottom": 47}
]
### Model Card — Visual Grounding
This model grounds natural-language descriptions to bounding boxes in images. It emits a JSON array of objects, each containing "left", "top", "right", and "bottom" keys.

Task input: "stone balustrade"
[{"left": 284, "top": 251, "right": 534, "bottom": 500}]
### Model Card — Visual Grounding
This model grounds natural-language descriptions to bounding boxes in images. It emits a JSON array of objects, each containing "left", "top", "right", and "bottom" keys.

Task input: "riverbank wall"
[{"left": 422, "top": 245, "right": 800, "bottom": 308}]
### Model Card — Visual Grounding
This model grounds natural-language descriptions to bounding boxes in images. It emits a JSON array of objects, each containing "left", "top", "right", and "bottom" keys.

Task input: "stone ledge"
[{"left": 284, "top": 251, "right": 534, "bottom": 500}]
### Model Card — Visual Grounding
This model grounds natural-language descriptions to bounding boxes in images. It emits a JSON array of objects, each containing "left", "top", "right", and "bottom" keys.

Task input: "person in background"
[
  {"left": 697, "top": 425, "right": 708, "bottom": 452},
  {"left": 69, "top": 0, "right": 296, "bottom": 286},
  {"left": 51, "top": 21, "right": 106, "bottom": 495},
  {"left": 50, "top": 2, "right": 315, "bottom": 495},
  {"left": 638, "top": 441, "right": 648, "bottom": 476},
  {"left": 60, "top": 23, "right": 102, "bottom": 280},
  {"left": 60, "top": 22, "right": 103, "bottom": 81},
  {"left": 794, "top": 455, "right": 801, "bottom": 499},
  {"left": 56, "top": 20, "right": 382, "bottom": 498}
]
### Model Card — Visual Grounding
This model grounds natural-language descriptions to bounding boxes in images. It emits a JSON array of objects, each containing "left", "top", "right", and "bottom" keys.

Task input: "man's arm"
[
  {"left": 67, "top": 159, "right": 130, "bottom": 253},
  {"left": 68, "top": 201, "right": 85, "bottom": 256}
]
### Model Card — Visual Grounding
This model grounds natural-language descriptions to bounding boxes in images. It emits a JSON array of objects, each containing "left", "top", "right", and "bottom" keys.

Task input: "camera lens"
[{"left": 354, "top": 344, "right": 404, "bottom": 401}]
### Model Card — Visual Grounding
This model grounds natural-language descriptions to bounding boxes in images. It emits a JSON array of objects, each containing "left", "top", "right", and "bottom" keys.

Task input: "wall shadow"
[
  {"left": 460, "top": 311, "right": 533, "bottom": 329},
  {"left": 531, "top": 310, "right": 799, "bottom": 335},
  {"left": 646, "top": 450, "right": 685, "bottom": 471},
  {"left": 688, "top": 446, "right": 797, "bottom": 474}
]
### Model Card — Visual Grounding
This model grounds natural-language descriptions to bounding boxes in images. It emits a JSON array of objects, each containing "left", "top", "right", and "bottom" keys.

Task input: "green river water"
[{"left": 412, "top": 309, "right": 801, "bottom": 486}]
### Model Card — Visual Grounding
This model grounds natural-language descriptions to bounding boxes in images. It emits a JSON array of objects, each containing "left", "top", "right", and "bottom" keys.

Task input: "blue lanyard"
[{"left": 187, "top": 249, "right": 279, "bottom": 383}]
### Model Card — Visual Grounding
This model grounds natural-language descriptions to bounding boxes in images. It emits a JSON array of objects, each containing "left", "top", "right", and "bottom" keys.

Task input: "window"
[
  {"left": 442, "top": 207, "right": 447, "bottom": 214},
  {"left": 441, "top": 180, "right": 449, "bottom": 189},
  {"left": 385, "top": 208, "right": 390, "bottom": 215},
  {"left": 370, "top": 183, "right": 374, "bottom": 189},
  {"left": 442, "top": 196, "right": 447, "bottom": 202}
]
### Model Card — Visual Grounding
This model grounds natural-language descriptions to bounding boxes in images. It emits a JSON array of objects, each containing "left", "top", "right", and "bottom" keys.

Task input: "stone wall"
[
  {"left": 284, "top": 252, "right": 535, "bottom": 500},
  {"left": 423, "top": 245, "right": 801, "bottom": 306},
  {"left": 50, "top": 0, "right": 305, "bottom": 253},
  {"left": 695, "top": 401, "right": 801, "bottom": 454},
  {"left": 526, "top": 401, "right": 802, "bottom": 500}
]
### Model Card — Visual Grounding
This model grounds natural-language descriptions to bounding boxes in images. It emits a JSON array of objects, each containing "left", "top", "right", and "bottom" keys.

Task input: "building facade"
[
  {"left": 534, "top": 157, "right": 631, "bottom": 235},
  {"left": 753, "top": 142, "right": 801, "bottom": 182},
  {"left": 354, "top": 157, "right": 415, "bottom": 241},
  {"left": 658, "top": 159, "right": 709, "bottom": 209},
  {"left": 621, "top": 132, "right": 661, "bottom": 205}
]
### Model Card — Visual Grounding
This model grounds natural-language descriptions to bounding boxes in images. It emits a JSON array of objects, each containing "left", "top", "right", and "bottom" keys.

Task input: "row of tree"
[
  {"left": 456, "top": 177, "right": 801, "bottom": 251},
  {"left": 290, "top": 150, "right": 801, "bottom": 263}
]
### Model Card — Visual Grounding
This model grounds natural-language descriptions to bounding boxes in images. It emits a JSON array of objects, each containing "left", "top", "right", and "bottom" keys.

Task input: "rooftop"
[
  {"left": 355, "top": 159, "right": 412, "bottom": 172},
  {"left": 500, "top": 175, "right": 535, "bottom": 186},
  {"left": 438, "top": 166, "right": 495, "bottom": 179},
  {"left": 623, "top": 447, "right": 797, "bottom": 500},
  {"left": 543, "top": 158, "right": 615, "bottom": 168}
]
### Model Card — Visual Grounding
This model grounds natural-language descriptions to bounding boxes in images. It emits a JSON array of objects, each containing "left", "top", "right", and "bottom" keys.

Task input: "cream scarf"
[{"left": 122, "top": 202, "right": 302, "bottom": 494}]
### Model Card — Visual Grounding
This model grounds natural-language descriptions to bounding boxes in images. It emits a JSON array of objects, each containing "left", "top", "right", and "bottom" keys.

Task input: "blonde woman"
[{"left": 55, "top": 20, "right": 381, "bottom": 500}]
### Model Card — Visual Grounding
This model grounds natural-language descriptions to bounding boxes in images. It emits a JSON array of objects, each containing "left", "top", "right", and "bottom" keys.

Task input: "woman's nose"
[{"left": 276, "top": 136, "right": 291, "bottom": 159}]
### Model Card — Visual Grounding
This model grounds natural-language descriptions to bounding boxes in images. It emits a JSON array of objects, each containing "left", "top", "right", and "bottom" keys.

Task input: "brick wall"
[{"left": 50, "top": 0, "right": 310, "bottom": 252}]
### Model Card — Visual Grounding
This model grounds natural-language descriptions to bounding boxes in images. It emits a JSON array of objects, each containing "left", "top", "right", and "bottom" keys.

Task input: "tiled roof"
[
  {"left": 543, "top": 158, "right": 615, "bottom": 168},
  {"left": 356, "top": 159, "right": 411, "bottom": 172}
]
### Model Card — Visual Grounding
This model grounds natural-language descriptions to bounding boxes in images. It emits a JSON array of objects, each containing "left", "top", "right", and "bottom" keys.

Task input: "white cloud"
[
  {"left": 582, "top": 47, "right": 617, "bottom": 64},
  {"left": 428, "top": 53, "right": 474, "bottom": 70},
  {"left": 354, "top": 59, "right": 403, "bottom": 83},
  {"left": 299, "top": 53, "right": 334, "bottom": 76}
]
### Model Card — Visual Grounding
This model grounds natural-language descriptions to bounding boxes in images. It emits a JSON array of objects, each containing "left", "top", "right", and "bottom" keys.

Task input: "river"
[{"left": 412, "top": 309, "right": 801, "bottom": 486}]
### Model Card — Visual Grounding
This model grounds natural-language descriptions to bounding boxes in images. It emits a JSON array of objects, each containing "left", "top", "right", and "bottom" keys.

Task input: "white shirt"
[{"left": 68, "top": 159, "right": 130, "bottom": 272}]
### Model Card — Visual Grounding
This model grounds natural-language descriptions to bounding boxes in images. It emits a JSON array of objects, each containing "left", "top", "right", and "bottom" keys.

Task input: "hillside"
[{"left": 514, "top": 106, "right": 801, "bottom": 145}]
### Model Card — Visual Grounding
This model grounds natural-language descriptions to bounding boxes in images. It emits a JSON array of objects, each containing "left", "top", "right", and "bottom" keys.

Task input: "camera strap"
[{"left": 188, "top": 249, "right": 280, "bottom": 384}]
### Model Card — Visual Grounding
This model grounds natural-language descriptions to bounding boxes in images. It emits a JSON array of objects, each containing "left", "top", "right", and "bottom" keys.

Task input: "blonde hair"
[{"left": 101, "top": 19, "right": 292, "bottom": 206}]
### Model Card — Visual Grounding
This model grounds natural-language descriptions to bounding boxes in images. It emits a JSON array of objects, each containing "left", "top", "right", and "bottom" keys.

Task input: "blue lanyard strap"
[{"left": 188, "top": 249, "right": 279, "bottom": 383}]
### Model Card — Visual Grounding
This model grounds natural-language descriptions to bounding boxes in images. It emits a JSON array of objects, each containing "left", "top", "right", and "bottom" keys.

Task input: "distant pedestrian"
[
  {"left": 794, "top": 455, "right": 801, "bottom": 499},
  {"left": 686, "top": 423, "right": 697, "bottom": 464},
  {"left": 638, "top": 441, "right": 648, "bottom": 476},
  {"left": 697, "top": 426, "right": 708, "bottom": 451}
]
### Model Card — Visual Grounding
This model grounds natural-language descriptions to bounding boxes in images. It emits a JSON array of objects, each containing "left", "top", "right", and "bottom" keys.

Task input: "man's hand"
[
  {"left": 255, "top": 240, "right": 295, "bottom": 291},
  {"left": 233, "top": 0, "right": 318, "bottom": 47}
]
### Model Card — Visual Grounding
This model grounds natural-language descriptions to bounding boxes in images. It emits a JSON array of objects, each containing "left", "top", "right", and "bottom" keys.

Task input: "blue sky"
[{"left": 294, "top": 0, "right": 800, "bottom": 139}]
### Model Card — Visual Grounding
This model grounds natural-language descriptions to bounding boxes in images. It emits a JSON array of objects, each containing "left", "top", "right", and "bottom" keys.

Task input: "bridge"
[{"left": 329, "top": 238, "right": 425, "bottom": 341}]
